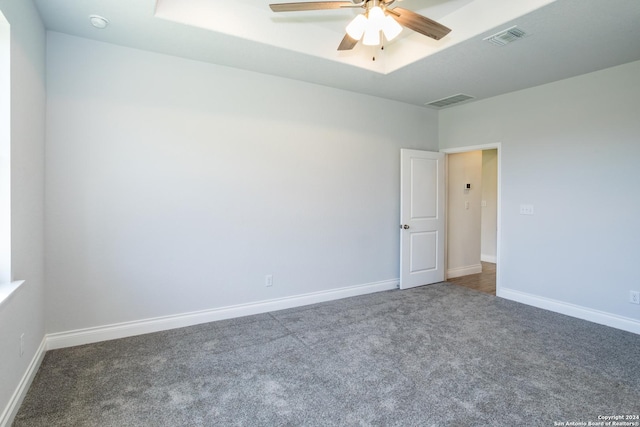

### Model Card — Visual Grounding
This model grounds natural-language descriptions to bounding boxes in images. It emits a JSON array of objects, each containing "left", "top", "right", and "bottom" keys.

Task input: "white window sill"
[{"left": 0, "top": 280, "right": 25, "bottom": 308}]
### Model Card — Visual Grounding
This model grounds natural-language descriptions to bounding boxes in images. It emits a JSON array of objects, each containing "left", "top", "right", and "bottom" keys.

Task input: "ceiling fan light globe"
[
  {"left": 362, "top": 28, "right": 381, "bottom": 46},
  {"left": 346, "top": 14, "right": 367, "bottom": 40},
  {"left": 382, "top": 15, "right": 402, "bottom": 41},
  {"left": 367, "top": 6, "right": 385, "bottom": 29}
]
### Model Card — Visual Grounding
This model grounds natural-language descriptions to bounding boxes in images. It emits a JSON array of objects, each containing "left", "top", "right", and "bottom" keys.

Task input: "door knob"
[{"left": 402, "top": 224, "right": 410, "bottom": 229}]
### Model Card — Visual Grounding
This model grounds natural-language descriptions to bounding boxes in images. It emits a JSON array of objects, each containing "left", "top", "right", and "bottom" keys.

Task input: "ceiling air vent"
[
  {"left": 484, "top": 26, "right": 527, "bottom": 46},
  {"left": 425, "top": 94, "right": 475, "bottom": 108}
]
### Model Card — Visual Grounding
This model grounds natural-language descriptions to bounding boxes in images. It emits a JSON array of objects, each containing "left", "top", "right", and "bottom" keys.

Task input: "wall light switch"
[
  {"left": 519, "top": 204, "right": 534, "bottom": 215},
  {"left": 464, "top": 201, "right": 469, "bottom": 210}
]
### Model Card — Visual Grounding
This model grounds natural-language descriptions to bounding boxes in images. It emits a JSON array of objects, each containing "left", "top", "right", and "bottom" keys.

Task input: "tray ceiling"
[{"left": 33, "top": 0, "right": 640, "bottom": 108}]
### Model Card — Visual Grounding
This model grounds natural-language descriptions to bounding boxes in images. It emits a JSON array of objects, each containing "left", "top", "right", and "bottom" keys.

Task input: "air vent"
[
  {"left": 425, "top": 94, "right": 475, "bottom": 108},
  {"left": 484, "top": 26, "right": 527, "bottom": 46}
]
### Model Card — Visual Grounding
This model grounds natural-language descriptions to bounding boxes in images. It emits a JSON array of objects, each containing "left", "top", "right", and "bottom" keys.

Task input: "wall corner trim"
[
  {"left": 0, "top": 337, "right": 47, "bottom": 427},
  {"left": 46, "top": 278, "right": 399, "bottom": 350},
  {"left": 498, "top": 287, "right": 640, "bottom": 335}
]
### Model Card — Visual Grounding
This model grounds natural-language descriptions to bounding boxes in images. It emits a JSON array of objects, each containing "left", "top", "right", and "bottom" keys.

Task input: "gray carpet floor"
[{"left": 13, "top": 283, "right": 640, "bottom": 426}]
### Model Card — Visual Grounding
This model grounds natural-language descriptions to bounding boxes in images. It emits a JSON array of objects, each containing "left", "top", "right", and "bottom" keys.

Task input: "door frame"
[{"left": 440, "top": 143, "right": 502, "bottom": 296}]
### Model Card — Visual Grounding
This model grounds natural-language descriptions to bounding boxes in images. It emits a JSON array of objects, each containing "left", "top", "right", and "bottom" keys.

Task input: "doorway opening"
[{"left": 440, "top": 144, "right": 501, "bottom": 296}]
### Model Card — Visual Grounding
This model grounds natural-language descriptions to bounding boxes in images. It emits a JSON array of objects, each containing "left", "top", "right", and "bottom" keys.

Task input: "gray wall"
[
  {"left": 0, "top": 11, "right": 8, "bottom": 285},
  {"left": 440, "top": 60, "right": 640, "bottom": 322},
  {"left": 0, "top": 0, "right": 46, "bottom": 421},
  {"left": 44, "top": 32, "right": 439, "bottom": 333}
]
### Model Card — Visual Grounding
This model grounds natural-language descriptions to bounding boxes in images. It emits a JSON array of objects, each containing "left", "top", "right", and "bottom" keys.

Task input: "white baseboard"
[
  {"left": 0, "top": 337, "right": 46, "bottom": 427},
  {"left": 46, "top": 278, "right": 399, "bottom": 350},
  {"left": 498, "top": 287, "right": 640, "bottom": 335},
  {"left": 480, "top": 254, "right": 497, "bottom": 263},
  {"left": 447, "top": 264, "right": 482, "bottom": 279}
]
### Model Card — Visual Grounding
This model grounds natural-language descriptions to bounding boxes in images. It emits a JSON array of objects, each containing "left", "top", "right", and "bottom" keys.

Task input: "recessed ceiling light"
[{"left": 89, "top": 15, "right": 109, "bottom": 29}]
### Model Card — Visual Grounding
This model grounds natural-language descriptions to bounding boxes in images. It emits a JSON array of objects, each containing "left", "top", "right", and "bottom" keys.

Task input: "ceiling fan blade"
[
  {"left": 389, "top": 7, "right": 451, "bottom": 40},
  {"left": 270, "top": 2, "right": 354, "bottom": 12},
  {"left": 337, "top": 33, "right": 358, "bottom": 50}
]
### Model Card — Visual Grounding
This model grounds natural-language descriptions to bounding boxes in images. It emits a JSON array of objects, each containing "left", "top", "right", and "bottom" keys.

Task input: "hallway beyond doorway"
[{"left": 447, "top": 262, "right": 496, "bottom": 295}]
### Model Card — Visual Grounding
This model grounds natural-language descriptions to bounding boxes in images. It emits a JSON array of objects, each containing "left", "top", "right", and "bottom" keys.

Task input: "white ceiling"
[
  {"left": 153, "top": 0, "right": 553, "bottom": 74},
  {"left": 34, "top": 0, "right": 640, "bottom": 108}
]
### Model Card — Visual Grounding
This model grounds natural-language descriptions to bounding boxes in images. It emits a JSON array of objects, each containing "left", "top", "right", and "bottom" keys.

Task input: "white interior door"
[{"left": 400, "top": 149, "right": 445, "bottom": 289}]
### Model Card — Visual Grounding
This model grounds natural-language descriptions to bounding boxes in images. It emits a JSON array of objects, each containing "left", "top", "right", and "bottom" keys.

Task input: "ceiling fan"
[{"left": 268, "top": 0, "right": 452, "bottom": 51}]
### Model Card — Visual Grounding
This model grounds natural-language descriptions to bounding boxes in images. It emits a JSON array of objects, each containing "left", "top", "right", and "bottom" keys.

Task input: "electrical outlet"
[
  {"left": 20, "top": 333, "right": 24, "bottom": 357},
  {"left": 265, "top": 274, "right": 273, "bottom": 287},
  {"left": 630, "top": 291, "right": 640, "bottom": 305}
]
